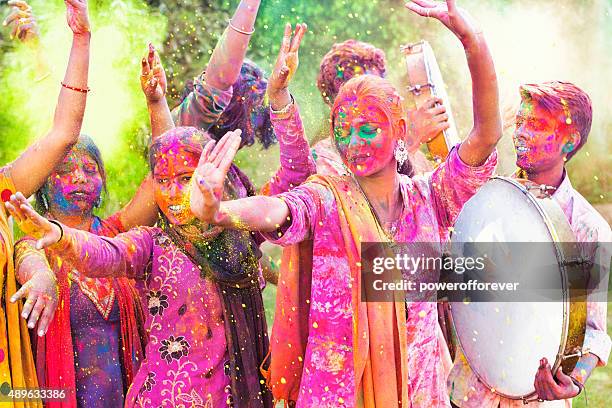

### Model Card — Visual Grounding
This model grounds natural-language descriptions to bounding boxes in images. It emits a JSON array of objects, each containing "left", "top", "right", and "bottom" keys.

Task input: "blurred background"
[{"left": 1, "top": 1, "right": 610, "bottom": 405}]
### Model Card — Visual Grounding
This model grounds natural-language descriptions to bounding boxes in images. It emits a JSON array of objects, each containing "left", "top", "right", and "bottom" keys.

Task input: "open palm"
[
  {"left": 141, "top": 43, "right": 167, "bottom": 102},
  {"left": 190, "top": 130, "right": 242, "bottom": 223},
  {"left": 268, "top": 23, "right": 307, "bottom": 96},
  {"left": 406, "top": 0, "right": 479, "bottom": 42},
  {"left": 5, "top": 192, "right": 61, "bottom": 249},
  {"left": 65, "top": 0, "right": 90, "bottom": 35}
]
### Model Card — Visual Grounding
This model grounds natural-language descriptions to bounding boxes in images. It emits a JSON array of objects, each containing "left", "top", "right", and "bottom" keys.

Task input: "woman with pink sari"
[{"left": 185, "top": 2, "right": 501, "bottom": 406}]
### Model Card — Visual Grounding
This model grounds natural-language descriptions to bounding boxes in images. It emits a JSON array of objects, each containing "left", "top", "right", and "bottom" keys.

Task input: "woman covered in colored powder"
[
  {"left": 0, "top": 0, "right": 90, "bottom": 405},
  {"left": 11, "top": 0, "right": 276, "bottom": 406},
  {"left": 11, "top": 44, "right": 167, "bottom": 407},
  {"left": 6, "top": 22, "right": 313, "bottom": 408},
  {"left": 185, "top": 1, "right": 501, "bottom": 406}
]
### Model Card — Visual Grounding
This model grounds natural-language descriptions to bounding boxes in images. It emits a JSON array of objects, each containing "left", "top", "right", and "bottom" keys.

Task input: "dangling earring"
[
  {"left": 562, "top": 142, "right": 575, "bottom": 154},
  {"left": 94, "top": 196, "right": 102, "bottom": 208},
  {"left": 394, "top": 139, "right": 408, "bottom": 169},
  {"left": 42, "top": 194, "right": 49, "bottom": 211}
]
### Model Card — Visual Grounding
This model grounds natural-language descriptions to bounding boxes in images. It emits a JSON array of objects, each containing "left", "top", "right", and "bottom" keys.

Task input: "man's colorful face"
[
  {"left": 153, "top": 145, "right": 200, "bottom": 225},
  {"left": 513, "top": 100, "right": 575, "bottom": 172},
  {"left": 332, "top": 97, "right": 397, "bottom": 177},
  {"left": 47, "top": 150, "right": 103, "bottom": 215}
]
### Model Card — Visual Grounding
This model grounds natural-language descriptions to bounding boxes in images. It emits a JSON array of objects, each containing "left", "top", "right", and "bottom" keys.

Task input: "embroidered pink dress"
[{"left": 264, "top": 123, "right": 497, "bottom": 407}]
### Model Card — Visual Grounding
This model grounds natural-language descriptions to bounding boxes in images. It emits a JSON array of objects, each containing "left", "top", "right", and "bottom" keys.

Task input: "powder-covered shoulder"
[{"left": 571, "top": 192, "right": 612, "bottom": 243}]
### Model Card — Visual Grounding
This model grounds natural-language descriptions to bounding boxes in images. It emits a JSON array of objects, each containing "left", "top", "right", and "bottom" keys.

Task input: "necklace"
[
  {"left": 514, "top": 168, "right": 558, "bottom": 198},
  {"left": 350, "top": 175, "right": 400, "bottom": 244}
]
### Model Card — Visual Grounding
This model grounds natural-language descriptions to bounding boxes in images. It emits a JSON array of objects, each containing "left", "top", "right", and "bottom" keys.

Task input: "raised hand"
[
  {"left": 5, "top": 192, "right": 62, "bottom": 249},
  {"left": 141, "top": 43, "right": 167, "bottom": 103},
  {"left": 267, "top": 23, "right": 307, "bottom": 109},
  {"left": 65, "top": 0, "right": 90, "bottom": 35},
  {"left": 11, "top": 263, "right": 58, "bottom": 337},
  {"left": 406, "top": 97, "right": 450, "bottom": 151},
  {"left": 190, "top": 130, "right": 243, "bottom": 224},
  {"left": 405, "top": 0, "right": 480, "bottom": 44},
  {"left": 3, "top": 0, "right": 39, "bottom": 42}
]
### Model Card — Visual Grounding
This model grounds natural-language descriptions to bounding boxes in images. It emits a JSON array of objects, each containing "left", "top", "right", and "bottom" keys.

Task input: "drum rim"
[{"left": 449, "top": 175, "right": 572, "bottom": 400}]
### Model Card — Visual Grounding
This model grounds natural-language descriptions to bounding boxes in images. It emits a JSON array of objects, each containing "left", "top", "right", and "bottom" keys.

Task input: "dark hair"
[
  {"left": 520, "top": 81, "right": 592, "bottom": 161},
  {"left": 35, "top": 134, "right": 107, "bottom": 213},
  {"left": 317, "top": 39, "right": 387, "bottom": 106},
  {"left": 181, "top": 60, "right": 275, "bottom": 149}
]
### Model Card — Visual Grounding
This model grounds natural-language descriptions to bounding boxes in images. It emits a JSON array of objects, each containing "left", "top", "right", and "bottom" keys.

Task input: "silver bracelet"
[
  {"left": 228, "top": 19, "right": 255, "bottom": 35},
  {"left": 269, "top": 94, "right": 295, "bottom": 115}
]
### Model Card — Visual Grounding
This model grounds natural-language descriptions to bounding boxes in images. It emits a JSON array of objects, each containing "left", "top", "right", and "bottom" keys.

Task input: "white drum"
[{"left": 449, "top": 177, "right": 586, "bottom": 401}]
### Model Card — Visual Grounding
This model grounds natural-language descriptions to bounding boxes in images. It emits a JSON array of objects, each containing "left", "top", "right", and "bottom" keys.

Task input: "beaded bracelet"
[{"left": 61, "top": 82, "right": 90, "bottom": 93}]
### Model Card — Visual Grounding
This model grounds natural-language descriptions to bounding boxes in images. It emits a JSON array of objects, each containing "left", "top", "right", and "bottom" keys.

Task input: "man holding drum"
[{"left": 448, "top": 82, "right": 611, "bottom": 407}]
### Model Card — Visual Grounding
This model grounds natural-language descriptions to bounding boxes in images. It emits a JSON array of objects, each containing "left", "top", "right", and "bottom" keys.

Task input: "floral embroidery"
[
  {"left": 177, "top": 389, "right": 213, "bottom": 408},
  {"left": 159, "top": 335, "right": 190, "bottom": 363},
  {"left": 147, "top": 290, "right": 169, "bottom": 316},
  {"left": 140, "top": 372, "right": 156, "bottom": 393}
]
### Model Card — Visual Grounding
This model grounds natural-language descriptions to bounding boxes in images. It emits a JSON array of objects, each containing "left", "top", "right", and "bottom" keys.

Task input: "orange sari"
[
  {"left": 0, "top": 170, "right": 41, "bottom": 407},
  {"left": 265, "top": 174, "right": 408, "bottom": 407}
]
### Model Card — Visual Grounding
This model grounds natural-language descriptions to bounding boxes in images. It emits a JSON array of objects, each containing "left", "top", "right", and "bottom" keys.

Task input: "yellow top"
[{"left": 0, "top": 166, "right": 41, "bottom": 407}]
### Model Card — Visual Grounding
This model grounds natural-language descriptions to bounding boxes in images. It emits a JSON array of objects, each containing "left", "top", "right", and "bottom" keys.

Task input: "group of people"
[{"left": 0, "top": 0, "right": 609, "bottom": 407}]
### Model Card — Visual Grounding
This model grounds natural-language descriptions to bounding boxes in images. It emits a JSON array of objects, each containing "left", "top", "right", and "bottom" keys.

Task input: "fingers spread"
[
  {"left": 4, "top": 9, "right": 28, "bottom": 27},
  {"left": 280, "top": 23, "right": 292, "bottom": 53},
  {"left": 199, "top": 140, "right": 216, "bottom": 167},
  {"left": 27, "top": 296, "right": 44, "bottom": 328},
  {"left": 141, "top": 57, "right": 151, "bottom": 76},
  {"left": 8, "top": 1, "right": 31, "bottom": 11},
  {"left": 208, "top": 133, "right": 231, "bottom": 165},
  {"left": 37, "top": 300, "right": 57, "bottom": 336},
  {"left": 411, "top": 0, "right": 437, "bottom": 7},
  {"left": 218, "top": 131, "right": 242, "bottom": 172},
  {"left": 20, "top": 202, "right": 45, "bottom": 227},
  {"left": 405, "top": 2, "right": 428, "bottom": 17},
  {"left": 10, "top": 284, "right": 28, "bottom": 304},
  {"left": 21, "top": 291, "right": 35, "bottom": 319},
  {"left": 5, "top": 201, "right": 24, "bottom": 223},
  {"left": 212, "top": 130, "right": 241, "bottom": 168},
  {"left": 290, "top": 23, "right": 306, "bottom": 52}
]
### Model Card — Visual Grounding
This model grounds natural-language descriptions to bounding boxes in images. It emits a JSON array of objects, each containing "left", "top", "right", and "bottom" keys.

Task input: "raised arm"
[
  {"left": 8, "top": 0, "right": 91, "bottom": 197},
  {"left": 5, "top": 193, "right": 153, "bottom": 280},
  {"left": 264, "top": 23, "right": 316, "bottom": 195},
  {"left": 112, "top": 44, "right": 172, "bottom": 229},
  {"left": 205, "top": 0, "right": 261, "bottom": 90},
  {"left": 172, "top": 0, "right": 262, "bottom": 129},
  {"left": 406, "top": 0, "right": 502, "bottom": 165},
  {"left": 141, "top": 43, "right": 173, "bottom": 137}
]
